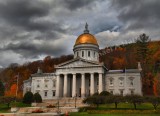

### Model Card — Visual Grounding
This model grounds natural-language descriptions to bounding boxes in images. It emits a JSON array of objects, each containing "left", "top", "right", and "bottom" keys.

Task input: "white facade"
[{"left": 23, "top": 24, "right": 142, "bottom": 99}]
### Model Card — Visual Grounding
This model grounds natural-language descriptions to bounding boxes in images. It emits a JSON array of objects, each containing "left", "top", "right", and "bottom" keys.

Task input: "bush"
[
  {"left": 33, "top": 93, "right": 42, "bottom": 103},
  {"left": 92, "top": 92, "right": 99, "bottom": 96},
  {"left": 0, "top": 96, "right": 15, "bottom": 108},
  {"left": 23, "top": 91, "right": 34, "bottom": 104},
  {"left": 99, "top": 91, "right": 111, "bottom": 96}
]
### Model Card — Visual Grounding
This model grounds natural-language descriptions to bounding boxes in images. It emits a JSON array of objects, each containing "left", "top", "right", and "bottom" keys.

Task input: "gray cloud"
[
  {"left": 112, "top": 0, "right": 160, "bottom": 30},
  {"left": 0, "top": 0, "right": 160, "bottom": 67}
]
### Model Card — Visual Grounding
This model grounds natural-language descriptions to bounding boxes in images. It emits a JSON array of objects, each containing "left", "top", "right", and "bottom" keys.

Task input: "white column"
[
  {"left": 56, "top": 74, "right": 60, "bottom": 97},
  {"left": 81, "top": 73, "right": 85, "bottom": 97},
  {"left": 99, "top": 73, "right": 103, "bottom": 94},
  {"left": 90, "top": 73, "right": 95, "bottom": 95},
  {"left": 63, "top": 74, "right": 68, "bottom": 97},
  {"left": 72, "top": 74, "right": 76, "bottom": 97}
]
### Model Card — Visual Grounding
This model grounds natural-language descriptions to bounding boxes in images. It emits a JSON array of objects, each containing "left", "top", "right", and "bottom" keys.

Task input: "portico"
[{"left": 55, "top": 70, "right": 104, "bottom": 98}]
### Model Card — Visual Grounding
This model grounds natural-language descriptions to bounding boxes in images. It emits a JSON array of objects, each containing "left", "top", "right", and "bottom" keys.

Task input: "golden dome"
[{"left": 75, "top": 33, "right": 98, "bottom": 45}]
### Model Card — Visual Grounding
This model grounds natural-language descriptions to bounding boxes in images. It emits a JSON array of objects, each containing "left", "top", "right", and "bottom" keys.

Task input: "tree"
[
  {"left": 83, "top": 96, "right": 104, "bottom": 108},
  {"left": 105, "top": 95, "right": 123, "bottom": 109},
  {"left": 125, "top": 95, "right": 143, "bottom": 110},
  {"left": 145, "top": 96, "right": 160, "bottom": 110},
  {"left": 23, "top": 91, "right": 34, "bottom": 104},
  {"left": 135, "top": 33, "right": 151, "bottom": 95},
  {"left": 135, "top": 33, "right": 150, "bottom": 62},
  {"left": 33, "top": 93, "right": 42, "bottom": 103},
  {"left": 0, "top": 80, "right": 5, "bottom": 96}
]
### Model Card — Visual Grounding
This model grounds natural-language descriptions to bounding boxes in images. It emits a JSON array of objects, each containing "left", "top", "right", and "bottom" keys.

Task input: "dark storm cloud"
[
  {"left": 62, "top": 0, "right": 97, "bottom": 10},
  {"left": 2, "top": 41, "right": 67, "bottom": 58},
  {"left": 112, "top": 0, "right": 160, "bottom": 30},
  {"left": 0, "top": 0, "right": 65, "bottom": 33}
]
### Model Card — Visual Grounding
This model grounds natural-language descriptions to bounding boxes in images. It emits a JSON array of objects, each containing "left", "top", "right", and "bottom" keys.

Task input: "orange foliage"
[
  {"left": 5, "top": 84, "right": 17, "bottom": 97},
  {"left": 113, "top": 57, "right": 127, "bottom": 69},
  {"left": 153, "top": 78, "right": 158, "bottom": 96}
]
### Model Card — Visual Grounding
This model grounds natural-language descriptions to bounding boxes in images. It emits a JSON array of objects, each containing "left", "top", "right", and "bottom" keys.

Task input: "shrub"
[
  {"left": 33, "top": 93, "right": 42, "bottom": 103},
  {"left": 92, "top": 92, "right": 99, "bottom": 96},
  {"left": 99, "top": 91, "right": 111, "bottom": 96},
  {"left": 23, "top": 91, "right": 34, "bottom": 104},
  {"left": 0, "top": 96, "right": 15, "bottom": 108}
]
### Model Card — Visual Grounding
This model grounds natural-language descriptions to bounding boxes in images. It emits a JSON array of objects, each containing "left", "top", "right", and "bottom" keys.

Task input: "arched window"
[
  {"left": 119, "top": 77, "right": 124, "bottom": 86},
  {"left": 88, "top": 51, "right": 90, "bottom": 57},
  {"left": 82, "top": 51, "right": 84, "bottom": 57}
]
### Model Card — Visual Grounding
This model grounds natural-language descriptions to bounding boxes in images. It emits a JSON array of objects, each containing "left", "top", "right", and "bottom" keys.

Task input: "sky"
[{"left": 0, "top": 0, "right": 160, "bottom": 68}]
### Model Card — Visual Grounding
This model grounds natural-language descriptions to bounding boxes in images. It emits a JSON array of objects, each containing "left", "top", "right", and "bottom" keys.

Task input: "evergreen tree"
[
  {"left": 135, "top": 33, "right": 152, "bottom": 95},
  {"left": 0, "top": 80, "right": 5, "bottom": 96},
  {"left": 136, "top": 33, "right": 150, "bottom": 62},
  {"left": 33, "top": 93, "right": 42, "bottom": 103},
  {"left": 23, "top": 91, "right": 34, "bottom": 104}
]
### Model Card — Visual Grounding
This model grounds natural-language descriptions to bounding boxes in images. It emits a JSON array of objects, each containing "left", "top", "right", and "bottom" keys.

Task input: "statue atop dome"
[{"left": 84, "top": 23, "right": 89, "bottom": 34}]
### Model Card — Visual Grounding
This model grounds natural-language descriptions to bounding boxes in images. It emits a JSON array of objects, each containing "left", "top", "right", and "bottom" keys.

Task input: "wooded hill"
[{"left": 0, "top": 33, "right": 160, "bottom": 98}]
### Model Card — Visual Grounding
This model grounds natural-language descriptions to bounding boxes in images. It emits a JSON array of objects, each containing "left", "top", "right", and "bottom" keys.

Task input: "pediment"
[{"left": 55, "top": 58, "right": 102, "bottom": 68}]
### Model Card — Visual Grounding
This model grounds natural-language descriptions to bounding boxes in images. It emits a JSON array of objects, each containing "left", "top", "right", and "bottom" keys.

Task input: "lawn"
[
  {"left": 0, "top": 102, "right": 31, "bottom": 113},
  {"left": 70, "top": 103, "right": 160, "bottom": 116},
  {"left": 70, "top": 112, "right": 160, "bottom": 116}
]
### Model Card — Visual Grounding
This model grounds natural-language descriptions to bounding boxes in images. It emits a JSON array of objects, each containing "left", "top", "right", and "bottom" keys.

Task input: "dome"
[
  {"left": 74, "top": 23, "right": 98, "bottom": 46},
  {"left": 75, "top": 33, "right": 98, "bottom": 45}
]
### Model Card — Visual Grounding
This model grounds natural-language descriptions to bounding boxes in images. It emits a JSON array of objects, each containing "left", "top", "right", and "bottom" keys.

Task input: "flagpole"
[{"left": 16, "top": 73, "right": 19, "bottom": 100}]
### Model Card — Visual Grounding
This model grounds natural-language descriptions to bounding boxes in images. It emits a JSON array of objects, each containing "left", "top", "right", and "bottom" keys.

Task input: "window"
[
  {"left": 37, "top": 80, "right": 41, "bottom": 88},
  {"left": 130, "top": 80, "right": 133, "bottom": 86},
  {"left": 131, "top": 90, "right": 134, "bottom": 95},
  {"left": 109, "top": 79, "right": 113, "bottom": 86},
  {"left": 44, "top": 80, "right": 49, "bottom": 88},
  {"left": 82, "top": 51, "right": 84, "bottom": 57},
  {"left": 94, "top": 52, "right": 96, "bottom": 57},
  {"left": 129, "top": 77, "right": 134, "bottom": 86},
  {"left": 45, "top": 84, "right": 48, "bottom": 88},
  {"left": 88, "top": 51, "right": 90, "bottom": 57},
  {"left": 37, "top": 84, "right": 40, "bottom": 88},
  {"left": 119, "top": 77, "right": 124, "bottom": 86},
  {"left": 53, "top": 80, "right": 56, "bottom": 87},
  {"left": 44, "top": 91, "right": 47, "bottom": 97},
  {"left": 53, "top": 91, "right": 56, "bottom": 96},
  {"left": 120, "top": 90, "right": 123, "bottom": 96}
]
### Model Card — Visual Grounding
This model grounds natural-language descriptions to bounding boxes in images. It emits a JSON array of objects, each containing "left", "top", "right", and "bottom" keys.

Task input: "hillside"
[{"left": 0, "top": 40, "right": 160, "bottom": 97}]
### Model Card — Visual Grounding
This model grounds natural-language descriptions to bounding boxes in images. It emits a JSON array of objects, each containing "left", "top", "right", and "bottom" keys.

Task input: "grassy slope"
[{"left": 0, "top": 102, "right": 31, "bottom": 113}]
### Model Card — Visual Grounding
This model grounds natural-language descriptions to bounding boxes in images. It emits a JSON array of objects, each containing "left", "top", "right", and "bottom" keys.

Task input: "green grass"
[
  {"left": 0, "top": 102, "right": 31, "bottom": 113},
  {"left": 70, "top": 112, "right": 160, "bottom": 116},
  {"left": 74, "top": 103, "right": 160, "bottom": 116},
  {"left": 80, "top": 103, "right": 160, "bottom": 111}
]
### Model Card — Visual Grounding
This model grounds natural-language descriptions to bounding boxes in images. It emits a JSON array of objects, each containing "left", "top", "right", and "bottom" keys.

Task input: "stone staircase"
[{"left": 17, "top": 98, "right": 89, "bottom": 114}]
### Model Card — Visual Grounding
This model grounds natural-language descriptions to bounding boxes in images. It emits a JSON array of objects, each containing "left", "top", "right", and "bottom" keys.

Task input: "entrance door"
[{"left": 79, "top": 88, "right": 81, "bottom": 97}]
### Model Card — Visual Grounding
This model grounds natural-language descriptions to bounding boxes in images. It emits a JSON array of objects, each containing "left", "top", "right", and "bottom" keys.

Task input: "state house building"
[{"left": 23, "top": 24, "right": 142, "bottom": 99}]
